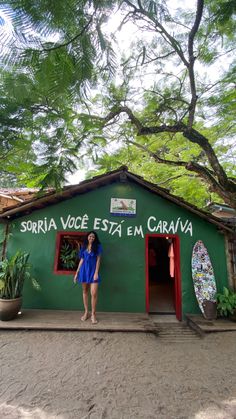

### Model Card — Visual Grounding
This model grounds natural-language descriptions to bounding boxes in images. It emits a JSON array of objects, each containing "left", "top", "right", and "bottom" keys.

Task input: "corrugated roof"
[
  {"left": 0, "top": 166, "right": 233, "bottom": 233},
  {"left": 0, "top": 187, "right": 54, "bottom": 211},
  {"left": 0, "top": 188, "right": 40, "bottom": 194},
  {"left": 207, "top": 202, "right": 236, "bottom": 215}
]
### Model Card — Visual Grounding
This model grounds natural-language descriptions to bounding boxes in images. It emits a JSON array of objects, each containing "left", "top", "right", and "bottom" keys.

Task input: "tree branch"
[
  {"left": 99, "top": 104, "right": 236, "bottom": 203},
  {"left": 102, "top": 105, "right": 184, "bottom": 134},
  {"left": 187, "top": 0, "right": 204, "bottom": 128},
  {"left": 127, "top": 138, "right": 187, "bottom": 166},
  {"left": 30, "top": 104, "right": 60, "bottom": 115},
  {"left": 123, "top": 0, "right": 204, "bottom": 131},
  {"left": 182, "top": 128, "right": 234, "bottom": 190},
  {"left": 186, "top": 161, "right": 236, "bottom": 205},
  {"left": 124, "top": 50, "right": 176, "bottom": 69},
  {"left": 128, "top": 138, "right": 235, "bottom": 204},
  {"left": 123, "top": 0, "right": 189, "bottom": 67},
  {"left": 103, "top": 106, "right": 230, "bottom": 192},
  {"left": 42, "top": 15, "right": 94, "bottom": 52},
  {"left": 158, "top": 174, "right": 194, "bottom": 185}
]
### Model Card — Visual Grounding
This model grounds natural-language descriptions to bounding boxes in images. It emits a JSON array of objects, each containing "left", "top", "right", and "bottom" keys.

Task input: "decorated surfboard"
[{"left": 191, "top": 240, "right": 217, "bottom": 315}]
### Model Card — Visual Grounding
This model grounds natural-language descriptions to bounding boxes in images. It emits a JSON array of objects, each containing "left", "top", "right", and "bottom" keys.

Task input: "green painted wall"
[{"left": 4, "top": 180, "right": 229, "bottom": 316}]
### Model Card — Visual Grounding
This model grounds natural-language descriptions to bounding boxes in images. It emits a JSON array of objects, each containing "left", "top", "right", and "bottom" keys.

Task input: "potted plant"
[
  {"left": 0, "top": 251, "right": 40, "bottom": 321},
  {"left": 202, "top": 285, "right": 217, "bottom": 320},
  {"left": 216, "top": 287, "right": 236, "bottom": 321}
]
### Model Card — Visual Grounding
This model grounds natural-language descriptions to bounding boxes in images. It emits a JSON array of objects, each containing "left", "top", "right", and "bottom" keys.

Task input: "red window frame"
[{"left": 54, "top": 231, "right": 87, "bottom": 275}]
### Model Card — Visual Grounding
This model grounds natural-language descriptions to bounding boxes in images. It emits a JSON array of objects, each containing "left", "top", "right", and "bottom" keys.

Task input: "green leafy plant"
[
  {"left": 59, "top": 242, "right": 78, "bottom": 270},
  {"left": 0, "top": 251, "right": 40, "bottom": 299},
  {"left": 216, "top": 287, "right": 236, "bottom": 317}
]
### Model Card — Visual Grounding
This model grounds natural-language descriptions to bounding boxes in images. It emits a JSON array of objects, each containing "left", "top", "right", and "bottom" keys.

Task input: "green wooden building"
[{"left": 0, "top": 167, "right": 234, "bottom": 320}]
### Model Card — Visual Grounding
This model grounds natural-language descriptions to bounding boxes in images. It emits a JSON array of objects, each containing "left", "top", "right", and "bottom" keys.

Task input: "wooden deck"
[
  {"left": 0, "top": 310, "right": 158, "bottom": 333},
  {"left": 1, "top": 311, "right": 236, "bottom": 336},
  {"left": 186, "top": 314, "right": 236, "bottom": 336}
]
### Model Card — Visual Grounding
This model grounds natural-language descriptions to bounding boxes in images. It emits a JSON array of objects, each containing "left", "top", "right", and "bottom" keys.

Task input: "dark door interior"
[{"left": 148, "top": 237, "right": 175, "bottom": 314}]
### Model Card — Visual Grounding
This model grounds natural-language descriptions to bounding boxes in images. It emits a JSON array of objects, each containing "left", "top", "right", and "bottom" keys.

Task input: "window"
[{"left": 54, "top": 232, "right": 87, "bottom": 274}]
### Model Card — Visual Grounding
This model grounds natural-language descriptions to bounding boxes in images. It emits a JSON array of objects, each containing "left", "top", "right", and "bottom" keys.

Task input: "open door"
[{"left": 145, "top": 234, "right": 182, "bottom": 320}]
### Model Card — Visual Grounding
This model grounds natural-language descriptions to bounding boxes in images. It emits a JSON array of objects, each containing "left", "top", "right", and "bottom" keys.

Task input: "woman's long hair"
[{"left": 83, "top": 231, "right": 101, "bottom": 254}]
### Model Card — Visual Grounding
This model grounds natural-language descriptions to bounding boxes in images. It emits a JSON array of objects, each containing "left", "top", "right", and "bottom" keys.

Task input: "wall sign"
[
  {"left": 20, "top": 214, "right": 193, "bottom": 237},
  {"left": 110, "top": 198, "right": 136, "bottom": 217}
]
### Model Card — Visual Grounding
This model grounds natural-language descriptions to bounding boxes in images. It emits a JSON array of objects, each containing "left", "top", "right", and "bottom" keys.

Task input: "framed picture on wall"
[{"left": 110, "top": 198, "right": 136, "bottom": 217}]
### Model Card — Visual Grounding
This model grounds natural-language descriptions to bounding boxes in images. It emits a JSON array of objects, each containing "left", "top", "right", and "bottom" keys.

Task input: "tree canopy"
[{"left": 0, "top": 0, "right": 235, "bottom": 208}]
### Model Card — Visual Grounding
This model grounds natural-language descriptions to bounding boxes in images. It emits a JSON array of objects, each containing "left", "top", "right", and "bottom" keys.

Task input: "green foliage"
[
  {"left": 59, "top": 242, "right": 77, "bottom": 270},
  {"left": 216, "top": 287, "right": 236, "bottom": 317},
  {"left": 1, "top": 1, "right": 116, "bottom": 93},
  {"left": 0, "top": 251, "right": 40, "bottom": 299},
  {"left": 0, "top": 67, "right": 82, "bottom": 188},
  {"left": 0, "top": 1, "right": 117, "bottom": 187},
  {"left": 0, "top": 0, "right": 235, "bottom": 207},
  {"left": 205, "top": 0, "right": 236, "bottom": 37},
  {"left": 86, "top": 142, "right": 218, "bottom": 208},
  {"left": 0, "top": 173, "right": 21, "bottom": 188}
]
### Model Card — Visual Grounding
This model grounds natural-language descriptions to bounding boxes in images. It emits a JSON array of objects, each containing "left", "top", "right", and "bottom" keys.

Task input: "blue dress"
[{"left": 77, "top": 244, "right": 102, "bottom": 284}]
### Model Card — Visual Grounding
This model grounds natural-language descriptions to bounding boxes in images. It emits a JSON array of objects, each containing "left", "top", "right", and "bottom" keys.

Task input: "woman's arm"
[
  {"left": 93, "top": 255, "right": 101, "bottom": 281},
  {"left": 73, "top": 258, "right": 84, "bottom": 283}
]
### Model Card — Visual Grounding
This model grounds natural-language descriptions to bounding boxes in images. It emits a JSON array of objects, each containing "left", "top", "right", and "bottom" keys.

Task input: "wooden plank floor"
[
  {"left": 186, "top": 314, "right": 236, "bottom": 335},
  {"left": 1, "top": 311, "right": 235, "bottom": 335},
  {"left": 0, "top": 310, "right": 158, "bottom": 333}
]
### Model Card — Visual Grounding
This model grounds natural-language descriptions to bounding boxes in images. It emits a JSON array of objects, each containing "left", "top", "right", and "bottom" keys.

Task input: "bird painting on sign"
[{"left": 110, "top": 198, "right": 136, "bottom": 216}]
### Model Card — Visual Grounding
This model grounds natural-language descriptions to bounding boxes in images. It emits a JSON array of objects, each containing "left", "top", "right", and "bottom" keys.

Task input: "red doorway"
[{"left": 145, "top": 234, "right": 182, "bottom": 320}]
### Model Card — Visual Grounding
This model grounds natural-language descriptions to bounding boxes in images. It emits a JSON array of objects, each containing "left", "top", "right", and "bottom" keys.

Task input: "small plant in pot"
[
  {"left": 216, "top": 287, "right": 236, "bottom": 321},
  {"left": 0, "top": 251, "right": 40, "bottom": 321},
  {"left": 201, "top": 284, "right": 218, "bottom": 320}
]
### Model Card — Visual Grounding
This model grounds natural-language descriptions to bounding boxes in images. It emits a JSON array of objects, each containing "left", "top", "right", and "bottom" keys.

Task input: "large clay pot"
[
  {"left": 0, "top": 297, "right": 22, "bottom": 321},
  {"left": 202, "top": 300, "right": 217, "bottom": 320}
]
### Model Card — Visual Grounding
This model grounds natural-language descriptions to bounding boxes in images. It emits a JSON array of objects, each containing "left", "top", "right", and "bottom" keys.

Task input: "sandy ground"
[{"left": 0, "top": 330, "right": 236, "bottom": 419}]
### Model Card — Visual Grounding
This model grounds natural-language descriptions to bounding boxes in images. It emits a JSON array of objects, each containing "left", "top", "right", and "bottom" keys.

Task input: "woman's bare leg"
[
  {"left": 90, "top": 283, "right": 98, "bottom": 323},
  {"left": 81, "top": 283, "right": 90, "bottom": 321}
]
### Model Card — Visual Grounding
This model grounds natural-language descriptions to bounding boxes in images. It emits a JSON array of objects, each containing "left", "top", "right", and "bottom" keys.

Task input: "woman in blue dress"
[{"left": 74, "top": 231, "right": 102, "bottom": 324}]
